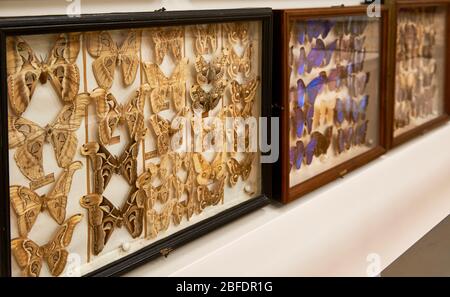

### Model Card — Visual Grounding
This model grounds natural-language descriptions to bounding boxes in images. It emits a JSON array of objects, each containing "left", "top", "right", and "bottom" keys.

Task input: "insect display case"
[
  {"left": 273, "top": 5, "right": 388, "bottom": 203},
  {"left": 0, "top": 8, "right": 273, "bottom": 277},
  {"left": 386, "top": 0, "right": 450, "bottom": 148}
]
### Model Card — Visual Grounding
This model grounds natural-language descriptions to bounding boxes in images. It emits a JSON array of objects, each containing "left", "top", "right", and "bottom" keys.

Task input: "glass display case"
[{"left": 0, "top": 8, "right": 273, "bottom": 277}]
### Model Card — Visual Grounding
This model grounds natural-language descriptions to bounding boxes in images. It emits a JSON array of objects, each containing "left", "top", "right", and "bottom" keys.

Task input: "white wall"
[{"left": 2, "top": 0, "right": 450, "bottom": 277}]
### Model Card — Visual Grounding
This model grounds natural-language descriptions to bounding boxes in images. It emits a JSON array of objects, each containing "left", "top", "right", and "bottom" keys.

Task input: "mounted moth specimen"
[
  {"left": 194, "top": 49, "right": 228, "bottom": 85},
  {"left": 143, "top": 58, "right": 188, "bottom": 113},
  {"left": 81, "top": 140, "right": 140, "bottom": 194},
  {"left": 7, "top": 34, "right": 81, "bottom": 115},
  {"left": 223, "top": 22, "right": 250, "bottom": 46},
  {"left": 171, "top": 166, "right": 197, "bottom": 223},
  {"left": 86, "top": 29, "right": 140, "bottom": 90},
  {"left": 149, "top": 109, "right": 187, "bottom": 156},
  {"left": 10, "top": 161, "right": 82, "bottom": 237},
  {"left": 192, "top": 24, "right": 218, "bottom": 55},
  {"left": 190, "top": 80, "right": 228, "bottom": 114},
  {"left": 227, "top": 44, "right": 252, "bottom": 79},
  {"left": 11, "top": 214, "right": 82, "bottom": 277},
  {"left": 228, "top": 77, "right": 259, "bottom": 117},
  {"left": 150, "top": 26, "right": 183, "bottom": 64},
  {"left": 90, "top": 86, "right": 146, "bottom": 146},
  {"left": 192, "top": 152, "right": 225, "bottom": 185},
  {"left": 227, "top": 152, "right": 255, "bottom": 187},
  {"left": 196, "top": 175, "right": 226, "bottom": 214},
  {"left": 80, "top": 192, "right": 144, "bottom": 255},
  {"left": 8, "top": 93, "right": 89, "bottom": 182},
  {"left": 146, "top": 198, "right": 177, "bottom": 239}
]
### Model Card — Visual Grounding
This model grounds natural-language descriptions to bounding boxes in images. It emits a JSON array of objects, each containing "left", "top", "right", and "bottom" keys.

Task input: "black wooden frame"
[{"left": 0, "top": 8, "right": 273, "bottom": 277}]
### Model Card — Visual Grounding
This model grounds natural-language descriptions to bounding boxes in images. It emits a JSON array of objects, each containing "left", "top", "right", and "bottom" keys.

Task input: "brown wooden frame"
[
  {"left": 385, "top": 0, "right": 450, "bottom": 149},
  {"left": 273, "top": 5, "right": 389, "bottom": 203}
]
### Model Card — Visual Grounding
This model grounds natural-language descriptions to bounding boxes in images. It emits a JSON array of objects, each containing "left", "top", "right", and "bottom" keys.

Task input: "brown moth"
[
  {"left": 192, "top": 152, "right": 225, "bottom": 186},
  {"left": 90, "top": 86, "right": 146, "bottom": 146},
  {"left": 226, "top": 152, "right": 254, "bottom": 187},
  {"left": 149, "top": 111, "right": 186, "bottom": 156},
  {"left": 190, "top": 80, "right": 228, "bottom": 114},
  {"left": 150, "top": 26, "right": 183, "bottom": 64},
  {"left": 146, "top": 199, "right": 177, "bottom": 239},
  {"left": 8, "top": 93, "right": 89, "bottom": 181},
  {"left": 194, "top": 48, "right": 228, "bottom": 85},
  {"left": 223, "top": 22, "right": 250, "bottom": 46},
  {"left": 7, "top": 34, "right": 81, "bottom": 115},
  {"left": 195, "top": 175, "right": 226, "bottom": 214},
  {"left": 143, "top": 58, "right": 188, "bottom": 113},
  {"left": 86, "top": 30, "right": 140, "bottom": 90},
  {"left": 192, "top": 24, "right": 218, "bottom": 55},
  {"left": 229, "top": 77, "right": 259, "bottom": 117},
  {"left": 80, "top": 192, "right": 144, "bottom": 256},
  {"left": 11, "top": 214, "right": 82, "bottom": 277},
  {"left": 227, "top": 44, "right": 252, "bottom": 79},
  {"left": 81, "top": 140, "right": 140, "bottom": 195}
]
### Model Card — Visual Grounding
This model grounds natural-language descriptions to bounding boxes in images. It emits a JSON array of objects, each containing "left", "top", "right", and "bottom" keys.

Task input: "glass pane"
[
  {"left": 6, "top": 21, "right": 262, "bottom": 276},
  {"left": 394, "top": 7, "right": 447, "bottom": 136},
  {"left": 288, "top": 15, "right": 381, "bottom": 188}
]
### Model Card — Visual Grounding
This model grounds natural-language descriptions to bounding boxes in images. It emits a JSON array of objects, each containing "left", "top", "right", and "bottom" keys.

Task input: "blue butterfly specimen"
[
  {"left": 306, "top": 39, "right": 337, "bottom": 73},
  {"left": 296, "top": 71, "right": 327, "bottom": 107}
]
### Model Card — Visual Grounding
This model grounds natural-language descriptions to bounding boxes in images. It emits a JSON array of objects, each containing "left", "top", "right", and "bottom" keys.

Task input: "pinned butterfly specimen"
[
  {"left": 294, "top": 20, "right": 335, "bottom": 45},
  {"left": 336, "top": 127, "right": 354, "bottom": 154},
  {"left": 149, "top": 111, "right": 186, "bottom": 156},
  {"left": 291, "top": 106, "right": 305, "bottom": 138},
  {"left": 80, "top": 192, "right": 144, "bottom": 255},
  {"left": 289, "top": 140, "right": 304, "bottom": 171},
  {"left": 316, "top": 100, "right": 335, "bottom": 127},
  {"left": 193, "top": 24, "right": 218, "bottom": 55},
  {"left": 151, "top": 26, "right": 183, "bottom": 64},
  {"left": 192, "top": 152, "right": 225, "bottom": 185},
  {"left": 290, "top": 46, "right": 307, "bottom": 76},
  {"left": 143, "top": 58, "right": 188, "bottom": 112},
  {"left": 230, "top": 77, "right": 259, "bottom": 117},
  {"left": 146, "top": 199, "right": 177, "bottom": 239},
  {"left": 395, "top": 101, "right": 411, "bottom": 129},
  {"left": 86, "top": 30, "right": 140, "bottom": 90},
  {"left": 10, "top": 161, "right": 82, "bottom": 237},
  {"left": 8, "top": 93, "right": 89, "bottom": 182},
  {"left": 348, "top": 72, "right": 370, "bottom": 98},
  {"left": 306, "top": 38, "right": 337, "bottom": 73},
  {"left": 327, "top": 65, "right": 347, "bottom": 92},
  {"left": 304, "top": 103, "right": 315, "bottom": 135},
  {"left": 296, "top": 71, "right": 327, "bottom": 107},
  {"left": 336, "top": 35, "right": 354, "bottom": 64},
  {"left": 190, "top": 80, "right": 228, "bottom": 114},
  {"left": 311, "top": 126, "right": 333, "bottom": 157},
  {"left": 194, "top": 48, "right": 228, "bottom": 85},
  {"left": 90, "top": 86, "right": 146, "bottom": 146},
  {"left": 289, "top": 137, "right": 317, "bottom": 171},
  {"left": 226, "top": 153, "right": 255, "bottom": 187},
  {"left": 81, "top": 140, "right": 139, "bottom": 194},
  {"left": 354, "top": 120, "right": 369, "bottom": 146},
  {"left": 196, "top": 175, "right": 226, "bottom": 213},
  {"left": 7, "top": 34, "right": 81, "bottom": 115},
  {"left": 11, "top": 214, "right": 82, "bottom": 277},
  {"left": 224, "top": 22, "right": 250, "bottom": 46},
  {"left": 227, "top": 45, "right": 252, "bottom": 79}
]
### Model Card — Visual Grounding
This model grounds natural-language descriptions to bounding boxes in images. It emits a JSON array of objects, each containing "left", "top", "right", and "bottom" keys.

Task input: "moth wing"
[
  {"left": 10, "top": 186, "right": 42, "bottom": 237},
  {"left": 44, "top": 214, "right": 82, "bottom": 276},
  {"left": 11, "top": 238, "right": 42, "bottom": 277},
  {"left": 45, "top": 161, "right": 82, "bottom": 225},
  {"left": 119, "top": 30, "right": 140, "bottom": 86}
]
